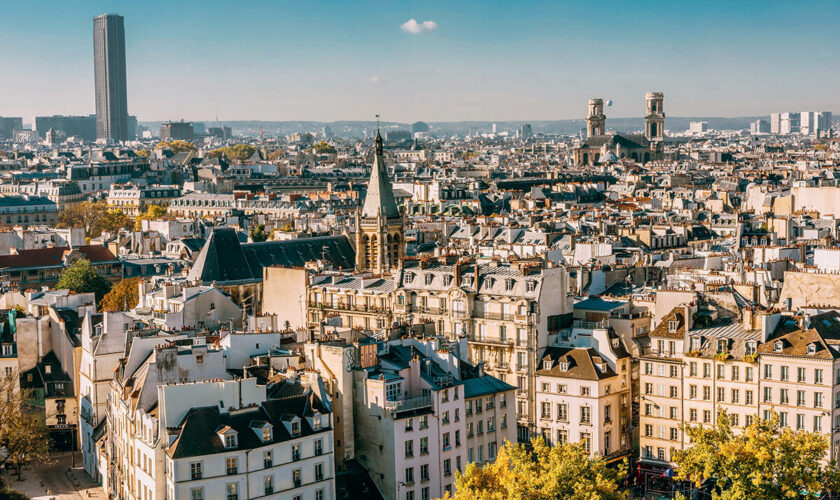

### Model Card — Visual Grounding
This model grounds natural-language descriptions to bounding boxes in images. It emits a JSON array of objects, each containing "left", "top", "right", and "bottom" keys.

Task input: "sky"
[{"left": 0, "top": 0, "right": 838, "bottom": 123}]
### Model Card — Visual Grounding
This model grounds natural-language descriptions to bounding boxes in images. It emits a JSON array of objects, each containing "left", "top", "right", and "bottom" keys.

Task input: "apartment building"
[
  {"left": 535, "top": 345, "right": 632, "bottom": 462},
  {"left": 306, "top": 273, "right": 396, "bottom": 331},
  {"left": 162, "top": 377, "right": 335, "bottom": 500},
  {"left": 394, "top": 258, "right": 571, "bottom": 442},
  {"left": 353, "top": 336, "right": 515, "bottom": 500}
]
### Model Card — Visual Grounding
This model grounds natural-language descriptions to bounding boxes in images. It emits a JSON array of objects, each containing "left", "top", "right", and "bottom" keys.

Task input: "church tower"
[
  {"left": 586, "top": 98, "right": 606, "bottom": 138},
  {"left": 355, "top": 127, "right": 405, "bottom": 273},
  {"left": 644, "top": 92, "right": 665, "bottom": 142}
]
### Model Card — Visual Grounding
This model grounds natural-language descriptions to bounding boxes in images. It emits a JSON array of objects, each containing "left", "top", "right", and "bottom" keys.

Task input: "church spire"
[
  {"left": 361, "top": 114, "right": 400, "bottom": 219},
  {"left": 375, "top": 114, "right": 384, "bottom": 156}
]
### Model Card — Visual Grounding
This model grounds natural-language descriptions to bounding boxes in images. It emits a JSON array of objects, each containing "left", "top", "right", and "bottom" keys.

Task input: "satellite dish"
[{"left": 606, "top": 99, "right": 613, "bottom": 107}]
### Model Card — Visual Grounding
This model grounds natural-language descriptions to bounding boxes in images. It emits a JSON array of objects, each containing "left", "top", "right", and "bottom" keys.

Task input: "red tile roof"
[{"left": 0, "top": 245, "right": 117, "bottom": 269}]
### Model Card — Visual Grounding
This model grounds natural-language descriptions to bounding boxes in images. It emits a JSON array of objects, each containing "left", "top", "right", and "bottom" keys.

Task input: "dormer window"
[
  {"left": 543, "top": 360, "right": 552, "bottom": 370},
  {"left": 313, "top": 414, "right": 321, "bottom": 430},
  {"left": 774, "top": 340, "right": 783, "bottom": 352},
  {"left": 559, "top": 361, "right": 570, "bottom": 371},
  {"left": 689, "top": 337, "right": 701, "bottom": 351},
  {"left": 444, "top": 275, "right": 453, "bottom": 287},
  {"left": 668, "top": 320, "right": 678, "bottom": 333},
  {"left": 425, "top": 274, "right": 434, "bottom": 286},
  {"left": 526, "top": 281, "right": 536, "bottom": 292},
  {"left": 405, "top": 272, "right": 415, "bottom": 283},
  {"left": 218, "top": 428, "right": 238, "bottom": 449},
  {"left": 291, "top": 421, "right": 301, "bottom": 436},
  {"left": 807, "top": 343, "right": 816, "bottom": 355},
  {"left": 717, "top": 339, "right": 728, "bottom": 354},
  {"left": 745, "top": 341, "right": 756, "bottom": 356},
  {"left": 505, "top": 279, "right": 515, "bottom": 291}
]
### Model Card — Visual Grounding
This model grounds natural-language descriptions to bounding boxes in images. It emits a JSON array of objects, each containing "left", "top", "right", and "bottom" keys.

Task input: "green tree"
[
  {"left": 154, "top": 140, "right": 196, "bottom": 153},
  {"left": 100, "top": 277, "right": 141, "bottom": 312},
  {"left": 55, "top": 258, "right": 111, "bottom": 303},
  {"left": 674, "top": 409, "right": 840, "bottom": 499},
  {"left": 249, "top": 223, "right": 269, "bottom": 242},
  {"left": 442, "top": 438, "right": 625, "bottom": 500},
  {"left": 0, "top": 371, "right": 51, "bottom": 478}
]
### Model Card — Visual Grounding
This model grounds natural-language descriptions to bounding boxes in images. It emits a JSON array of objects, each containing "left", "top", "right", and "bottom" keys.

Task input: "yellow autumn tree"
[
  {"left": 442, "top": 438, "right": 625, "bottom": 500},
  {"left": 673, "top": 409, "right": 840, "bottom": 499}
]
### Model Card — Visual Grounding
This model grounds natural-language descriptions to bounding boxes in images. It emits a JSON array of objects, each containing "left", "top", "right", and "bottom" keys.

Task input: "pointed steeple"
[{"left": 361, "top": 118, "right": 400, "bottom": 219}]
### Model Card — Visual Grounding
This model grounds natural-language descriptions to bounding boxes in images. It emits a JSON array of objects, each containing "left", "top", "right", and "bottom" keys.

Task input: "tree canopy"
[
  {"left": 0, "top": 371, "right": 51, "bottom": 477},
  {"left": 134, "top": 205, "right": 168, "bottom": 230},
  {"left": 134, "top": 148, "right": 151, "bottom": 157},
  {"left": 673, "top": 409, "right": 840, "bottom": 499},
  {"left": 100, "top": 277, "right": 141, "bottom": 312},
  {"left": 55, "top": 258, "right": 112, "bottom": 303},
  {"left": 312, "top": 141, "right": 337, "bottom": 154},
  {"left": 58, "top": 202, "right": 133, "bottom": 238},
  {"left": 442, "top": 438, "right": 626, "bottom": 500},
  {"left": 249, "top": 223, "right": 269, "bottom": 242},
  {"left": 207, "top": 144, "right": 258, "bottom": 162},
  {"left": 155, "top": 140, "right": 196, "bottom": 153}
]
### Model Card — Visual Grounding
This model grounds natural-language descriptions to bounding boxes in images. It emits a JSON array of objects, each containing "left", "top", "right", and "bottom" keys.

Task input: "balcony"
[
  {"left": 468, "top": 334, "right": 514, "bottom": 347},
  {"left": 385, "top": 396, "right": 433, "bottom": 415},
  {"left": 572, "top": 319, "right": 609, "bottom": 329},
  {"left": 515, "top": 313, "right": 535, "bottom": 325},
  {"left": 309, "top": 301, "right": 391, "bottom": 314},
  {"left": 610, "top": 311, "right": 651, "bottom": 320},
  {"left": 452, "top": 310, "right": 469, "bottom": 318},
  {"left": 640, "top": 347, "right": 681, "bottom": 359},
  {"left": 475, "top": 311, "right": 513, "bottom": 321}
]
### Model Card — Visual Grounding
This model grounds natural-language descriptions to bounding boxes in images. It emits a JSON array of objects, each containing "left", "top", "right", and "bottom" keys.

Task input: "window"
[
  {"left": 225, "top": 457, "right": 238, "bottom": 475},
  {"left": 405, "top": 440, "right": 414, "bottom": 457},
  {"left": 422, "top": 487, "right": 430, "bottom": 500},
  {"left": 580, "top": 406, "right": 591, "bottom": 424},
  {"left": 815, "top": 392, "right": 824, "bottom": 408},
  {"left": 668, "top": 320, "right": 678, "bottom": 332},
  {"left": 263, "top": 451, "right": 272, "bottom": 468},
  {"left": 291, "top": 421, "right": 301, "bottom": 436},
  {"left": 814, "top": 415, "right": 823, "bottom": 432},
  {"left": 703, "top": 386, "right": 711, "bottom": 401},
  {"left": 261, "top": 426, "right": 272, "bottom": 443},
  {"left": 444, "top": 459, "right": 452, "bottom": 476},
  {"left": 780, "top": 389, "right": 789, "bottom": 405},
  {"left": 797, "top": 390, "right": 806, "bottom": 406},
  {"left": 315, "top": 438, "right": 323, "bottom": 456},
  {"left": 731, "top": 366, "right": 739, "bottom": 381},
  {"left": 190, "top": 488, "right": 204, "bottom": 500},
  {"left": 745, "top": 341, "right": 756, "bottom": 355},
  {"left": 292, "top": 443, "right": 301, "bottom": 461},
  {"left": 421, "top": 464, "right": 430, "bottom": 481},
  {"left": 264, "top": 475, "right": 274, "bottom": 495},
  {"left": 764, "top": 364, "right": 772, "bottom": 379},
  {"left": 580, "top": 432, "right": 591, "bottom": 453},
  {"left": 746, "top": 366, "right": 754, "bottom": 382},
  {"left": 781, "top": 366, "right": 789, "bottom": 381},
  {"left": 443, "top": 433, "right": 451, "bottom": 449},
  {"left": 670, "top": 428, "right": 678, "bottom": 441},
  {"left": 689, "top": 385, "right": 697, "bottom": 399},
  {"left": 541, "top": 402, "right": 551, "bottom": 419},
  {"left": 703, "top": 410, "right": 711, "bottom": 423},
  {"left": 816, "top": 369, "right": 824, "bottom": 384},
  {"left": 420, "top": 437, "right": 428, "bottom": 455},
  {"left": 798, "top": 367, "right": 806, "bottom": 382},
  {"left": 387, "top": 383, "right": 401, "bottom": 401},
  {"left": 405, "top": 466, "right": 414, "bottom": 484},
  {"left": 717, "top": 365, "right": 724, "bottom": 379},
  {"left": 764, "top": 387, "right": 773, "bottom": 403},
  {"left": 224, "top": 433, "right": 238, "bottom": 449},
  {"left": 190, "top": 462, "right": 202, "bottom": 480},
  {"left": 746, "top": 390, "right": 754, "bottom": 405},
  {"left": 226, "top": 483, "right": 238, "bottom": 500},
  {"left": 703, "top": 363, "right": 711, "bottom": 378},
  {"left": 293, "top": 469, "right": 302, "bottom": 488},
  {"left": 689, "top": 362, "right": 697, "bottom": 376},
  {"left": 689, "top": 409, "right": 697, "bottom": 421}
]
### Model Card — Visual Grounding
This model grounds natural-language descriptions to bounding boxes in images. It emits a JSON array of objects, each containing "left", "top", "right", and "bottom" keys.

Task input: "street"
[{"left": 2, "top": 452, "right": 105, "bottom": 500}]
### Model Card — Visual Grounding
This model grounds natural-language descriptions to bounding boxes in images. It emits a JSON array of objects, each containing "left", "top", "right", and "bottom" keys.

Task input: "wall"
[{"left": 262, "top": 267, "right": 308, "bottom": 329}]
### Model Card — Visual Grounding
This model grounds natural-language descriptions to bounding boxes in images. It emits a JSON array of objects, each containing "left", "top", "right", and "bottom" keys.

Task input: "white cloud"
[
  {"left": 368, "top": 76, "right": 382, "bottom": 84},
  {"left": 400, "top": 19, "right": 438, "bottom": 34}
]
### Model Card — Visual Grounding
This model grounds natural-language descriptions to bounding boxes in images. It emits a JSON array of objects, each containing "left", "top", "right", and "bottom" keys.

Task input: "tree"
[
  {"left": 57, "top": 201, "right": 111, "bottom": 238},
  {"left": 673, "top": 409, "right": 840, "bottom": 499},
  {"left": 134, "top": 148, "right": 151, "bottom": 157},
  {"left": 442, "top": 438, "right": 625, "bottom": 500},
  {"left": 154, "top": 140, "right": 196, "bottom": 153},
  {"left": 55, "top": 258, "right": 111, "bottom": 303},
  {"left": 312, "top": 141, "right": 336, "bottom": 154},
  {"left": 102, "top": 209, "right": 132, "bottom": 235},
  {"left": 0, "top": 371, "right": 51, "bottom": 478},
  {"left": 249, "top": 223, "right": 269, "bottom": 242},
  {"left": 100, "top": 277, "right": 141, "bottom": 312},
  {"left": 134, "top": 204, "right": 169, "bottom": 231},
  {"left": 207, "top": 144, "right": 257, "bottom": 162}
]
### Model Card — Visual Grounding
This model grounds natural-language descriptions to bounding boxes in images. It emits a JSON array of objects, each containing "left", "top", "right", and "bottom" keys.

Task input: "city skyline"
[{"left": 0, "top": 1, "right": 838, "bottom": 123}]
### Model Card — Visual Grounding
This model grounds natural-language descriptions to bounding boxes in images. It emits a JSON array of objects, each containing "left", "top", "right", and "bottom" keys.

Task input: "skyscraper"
[{"left": 93, "top": 13, "right": 128, "bottom": 142}]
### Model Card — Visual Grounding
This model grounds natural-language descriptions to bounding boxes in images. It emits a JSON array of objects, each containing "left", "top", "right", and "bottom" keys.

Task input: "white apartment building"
[
  {"left": 161, "top": 376, "right": 335, "bottom": 500},
  {"left": 352, "top": 336, "right": 515, "bottom": 500}
]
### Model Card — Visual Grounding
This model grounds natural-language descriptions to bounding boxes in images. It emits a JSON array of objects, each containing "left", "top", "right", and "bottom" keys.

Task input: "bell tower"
[
  {"left": 586, "top": 98, "right": 606, "bottom": 138},
  {"left": 355, "top": 119, "right": 405, "bottom": 274},
  {"left": 644, "top": 92, "right": 665, "bottom": 142}
]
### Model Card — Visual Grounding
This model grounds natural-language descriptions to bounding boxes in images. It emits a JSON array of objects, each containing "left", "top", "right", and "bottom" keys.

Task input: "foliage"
[
  {"left": 154, "top": 140, "right": 196, "bottom": 153},
  {"left": 312, "top": 141, "right": 337, "bottom": 154},
  {"left": 713, "top": 352, "right": 730, "bottom": 362},
  {"left": 441, "top": 438, "right": 626, "bottom": 500},
  {"left": 742, "top": 353, "right": 758, "bottom": 363},
  {"left": 0, "top": 371, "right": 52, "bottom": 477},
  {"left": 55, "top": 258, "right": 111, "bottom": 303},
  {"left": 102, "top": 209, "right": 133, "bottom": 235},
  {"left": 249, "top": 223, "right": 269, "bottom": 242},
  {"left": 673, "top": 409, "right": 840, "bottom": 499},
  {"left": 207, "top": 144, "right": 257, "bottom": 162},
  {"left": 134, "top": 148, "right": 151, "bottom": 157},
  {"left": 57, "top": 201, "right": 110, "bottom": 238},
  {"left": 266, "top": 149, "right": 284, "bottom": 161},
  {"left": 100, "top": 277, "right": 141, "bottom": 312},
  {"left": 133, "top": 205, "right": 168, "bottom": 231}
]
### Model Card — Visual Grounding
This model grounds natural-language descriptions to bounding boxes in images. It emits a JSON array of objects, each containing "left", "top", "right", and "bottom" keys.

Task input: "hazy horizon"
[{"left": 2, "top": 0, "right": 839, "bottom": 123}]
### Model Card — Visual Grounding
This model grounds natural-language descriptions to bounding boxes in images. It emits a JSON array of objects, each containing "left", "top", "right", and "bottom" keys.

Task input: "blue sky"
[{"left": 0, "top": 0, "right": 838, "bottom": 122}]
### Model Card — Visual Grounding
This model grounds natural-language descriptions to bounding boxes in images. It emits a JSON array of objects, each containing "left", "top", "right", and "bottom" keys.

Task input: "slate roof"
[
  {"left": 462, "top": 374, "right": 516, "bottom": 399},
  {"left": 187, "top": 228, "right": 355, "bottom": 283},
  {"left": 537, "top": 346, "right": 619, "bottom": 380},
  {"left": 579, "top": 133, "right": 650, "bottom": 150},
  {"left": 361, "top": 131, "right": 401, "bottom": 219}
]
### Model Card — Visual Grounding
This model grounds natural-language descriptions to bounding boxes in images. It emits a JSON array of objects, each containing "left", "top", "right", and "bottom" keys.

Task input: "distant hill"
[{"left": 140, "top": 116, "right": 768, "bottom": 139}]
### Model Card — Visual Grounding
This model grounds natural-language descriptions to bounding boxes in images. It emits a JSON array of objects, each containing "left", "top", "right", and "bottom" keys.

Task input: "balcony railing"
[
  {"left": 385, "top": 396, "right": 433, "bottom": 414},
  {"left": 309, "top": 301, "right": 390, "bottom": 314},
  {"left": 610, "top": 311, "right": 651, "bottom": 320},
  {"left": 468, "top": 334, "right": 514, "bottom": 346},
  {"left": 572, "top": 319, "right": 609, "bottom": 329},
  {"left": 475, "top": 311, "right": 513, "bottom": 321},
  {"left": 410, "top": 305, "right": 448, "bottom": 315},
  {"left": 640, "top": 347, "right": 681, "bottom": 359}
]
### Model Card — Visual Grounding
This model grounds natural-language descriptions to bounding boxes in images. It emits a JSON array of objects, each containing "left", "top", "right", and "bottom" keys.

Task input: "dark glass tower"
[{"left": 93, "top": 14, "right": 128, "bottom": 142}]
